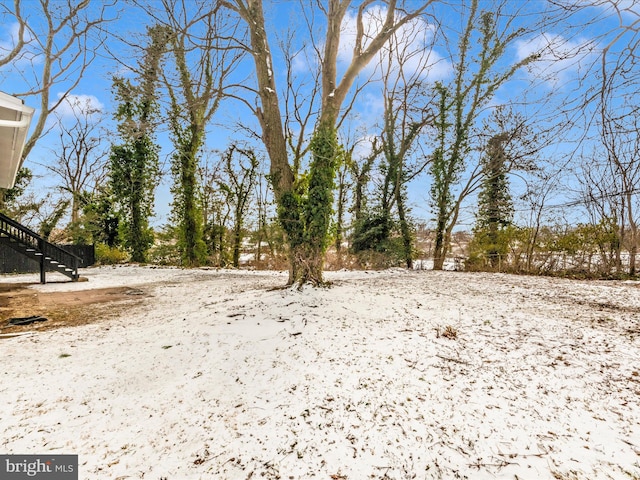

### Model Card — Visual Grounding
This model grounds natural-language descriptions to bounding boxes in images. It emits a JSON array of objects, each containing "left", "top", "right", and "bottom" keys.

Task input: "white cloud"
[
  {"left": 568, "top": 0, "right": 639, "bottom": 17},
  {"left": 0, "top": 21, "right": 40, "bottom": 66},
  {"left": 289, "top": 6, "right": 452, "bottom": 89},
  {"left": 515, "top": 33, "right": 596, "bottom": 88},
  {"left": 0, "top": 22, "right": 21, "bottom": 55},
  {"left": 337, "top": 6, "right": 452, "bottom": 82},
  {"left": 290, "top": 47, "right": 318, "bottom": 76},
  {"left": 52, "top": 93, "right": 105, "bottom": 119},
  {"left": 337, "top": 6, "right": 383, "bottom": 64},
  {"left": 352, "top": 133, "right": 377, "bottom": 162}
]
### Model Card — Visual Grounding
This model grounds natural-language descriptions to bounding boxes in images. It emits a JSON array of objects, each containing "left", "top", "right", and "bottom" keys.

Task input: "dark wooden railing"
[{"left": 0, "top": 212, "right": 79, "bottom": 282}]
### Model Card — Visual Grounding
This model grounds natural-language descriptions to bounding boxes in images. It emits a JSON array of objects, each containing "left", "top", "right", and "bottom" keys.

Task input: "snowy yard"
[{"left": 1, "top": 265, "right": 639, "bottom": 479}]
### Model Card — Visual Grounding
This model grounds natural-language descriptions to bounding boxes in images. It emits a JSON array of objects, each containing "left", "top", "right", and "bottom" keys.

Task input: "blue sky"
[{"left": 0, "top": 0, "right": 637, "bottom": 231}]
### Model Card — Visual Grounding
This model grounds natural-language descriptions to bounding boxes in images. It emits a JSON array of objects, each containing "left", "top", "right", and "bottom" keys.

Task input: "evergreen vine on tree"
[
  {"left": 168, "top": 122, "right": 208, "bottom": 266},
  {"left": 473, "top": 133, "right": 514, "bottom": 268},
  {"left": 428, "top": 1, "right": 538, "bottom": 270},
  {"left": 161, "top": 3, "right": 242, "bottom": 267},
  {"left": 215, "top": 144, "right": 259, "bottom": 268},
  {"left": 109, "top": 26, "right": 166, "bottom": 262},
  {"left": 429, "top": 82, "right": 460, "bottom": 270}
]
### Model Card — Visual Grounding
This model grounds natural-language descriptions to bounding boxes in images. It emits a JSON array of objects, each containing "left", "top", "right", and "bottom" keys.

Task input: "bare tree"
[
  {"left": 218, "top": 145, "right": 259, "bottom": 267},
  {"left": 516, "top": 164, "right": 564, "bottom": 273},
  {"left": 602, "top": 117, "right": 640, "bottom": 275},
  {"left": 0, "top": 0, "right": 114, "bottom": 160},
  {"left": 350, "top": 138, "right": 381, "bottom": 224},
  {"left": 45, "top": 97, "right": 108, "bottom": 229},
  {"left": 574, "top": 155, "right": 623, "bottom": 273},
  {"left": 0, "top": 0, "right": 26, "bottom": 68},
  {"left": 373, "top": 22, "right": 437, "bottom": 268},
  {"left": 252, "top": 169, "right": 275, "bottom": 264},
  {"left": 557, "top": 0, "right": 640, "bottom": 275},
  {"left": 200, "top": 154, "right": 231, "bottom": 266},
  {"left": 597, "top": 4, "right": 640, "bottom": 275},
  {"left": 576, "top": 98, "right": 640, "bottom": 277}
]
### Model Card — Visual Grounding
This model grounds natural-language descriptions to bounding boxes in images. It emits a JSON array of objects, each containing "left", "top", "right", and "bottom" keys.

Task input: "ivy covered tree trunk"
[
  {"left": 432, "top": 215, "right": 448, "bottom": 270},
  {"left": 430, "top": 83, "right": 454, "bottom": 271},
  {"left": 334, "top": 152, "right": 350, "bottom": 257},
  {"left": 302, "top": 124, "right": 339, "bottom": 284},
  {"left": 170, "top": 124, "right": 207, "bottom": 267},
  {"left": 273, "top": 125, "right": 338, "bottom": 285},
  {"left": 111, "top": 136, "right": 158, "bottom": 263},
  {"left": 160, "top": 3, "right": 241, "bottom": 267},
  {"left": 109, "top": 25, "right": 166, "bottom": 263},
  {"left": 378, "top": 78, "right": 427, "bottom": 270},
  {"left": 474, "top": 133, "right": 513, "bottom": 268},
  {"left": 396, "top": 186, "right": 413, "bottom": 269}
]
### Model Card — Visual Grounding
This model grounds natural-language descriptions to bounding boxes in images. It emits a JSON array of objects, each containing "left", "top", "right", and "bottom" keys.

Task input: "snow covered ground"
[{"left": 1, "top": 265, "right": 639, "bottom": 479}]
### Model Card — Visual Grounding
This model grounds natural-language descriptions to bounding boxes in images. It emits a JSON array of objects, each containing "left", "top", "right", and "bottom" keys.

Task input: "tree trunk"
[
  {"left": 334, "top": 169, "right": 346, "bottom": 255},
  {"left": 433, "top": 217, "right": 447, "bottom": 270},
  {"left": 232, "top": 202, "right": 244, "bottom": 268},
  {"left": 232, "top": 224, "right": 241, "bottom": 268},
  {"left": 295, "top": 123, "right": 339, "bottom": 285},
  {"left": 628, "top": 221, "right": 638, "bottom": 276},
  {"left": 177, "top": 132, "right": 205, "bottom": 267},
  {"left": 129, "top": 185, "right": 145, "bottom": 263},
  {"left": 627, "top": 196, "right": 638, "bottom": 276},
  {"left": 395, "top": 181, "right": 413, "bottom": 269},
  {"left": 352, "top": 169, "right": 368, "bottom": 223},
  {"left": 614, "top": 225, "right": 623, "bottom": 274},
  {"left": 290, "top": 244, "right": 325, "bottom": 287},
  {"left": 128, "top": 139, "right": 151, "bottom": 263},
  {"left": 69, "top": 188, "right": 80, "bottom": 225}
]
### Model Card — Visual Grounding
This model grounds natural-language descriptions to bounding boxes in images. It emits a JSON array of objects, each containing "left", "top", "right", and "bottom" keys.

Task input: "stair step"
[{"left": 2, "top": 213, "right": 80, "bottom": 282}]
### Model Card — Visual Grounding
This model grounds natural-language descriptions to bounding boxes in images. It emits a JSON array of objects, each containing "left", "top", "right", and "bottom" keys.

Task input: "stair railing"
[{"left": 0, "top": 212, "right": 80, "bottom": 281}]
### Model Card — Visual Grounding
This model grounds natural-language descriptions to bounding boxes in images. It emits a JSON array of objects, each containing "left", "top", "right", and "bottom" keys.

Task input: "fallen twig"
[
  {"left": 0, "top": 331, "right": 36, "bottom": 339},
  {"left": 497, "top": 451, "right": 549, "bottom": 458},
  {"left": 469, "top": 459, "right": 517, "bottom": 469},
  {"left": 436, "top": 354, "right": 471, "bottom": 365}
]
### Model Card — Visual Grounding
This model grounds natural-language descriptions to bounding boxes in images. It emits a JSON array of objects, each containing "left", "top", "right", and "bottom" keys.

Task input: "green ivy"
[{"left": 305, "top": 124, "right": 339, "bottom": 251}]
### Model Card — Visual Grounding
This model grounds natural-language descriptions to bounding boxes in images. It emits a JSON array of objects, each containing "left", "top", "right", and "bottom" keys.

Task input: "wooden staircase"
[{"left": 0, "top": 212, "right": 80, "bottom": 283}]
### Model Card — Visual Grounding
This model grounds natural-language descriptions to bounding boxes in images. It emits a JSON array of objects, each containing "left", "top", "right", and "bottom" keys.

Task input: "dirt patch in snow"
[{"left": 0, "top": 284, "right": 148, "bottom": 334}]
